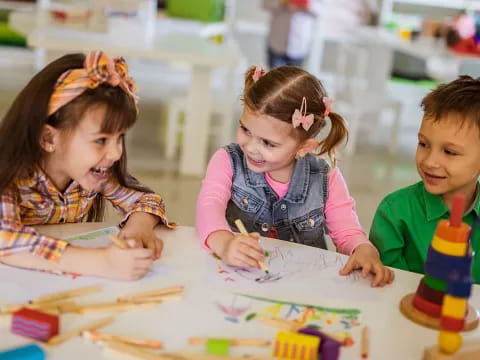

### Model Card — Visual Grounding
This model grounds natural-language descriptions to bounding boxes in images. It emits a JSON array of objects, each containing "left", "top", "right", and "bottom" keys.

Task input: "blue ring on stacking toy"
[
  {"left": 424, "top": 246, "right": 472, "bottom": 282},
  {"left": 446, "top": 278, "right": 473, "bottom": 298}
]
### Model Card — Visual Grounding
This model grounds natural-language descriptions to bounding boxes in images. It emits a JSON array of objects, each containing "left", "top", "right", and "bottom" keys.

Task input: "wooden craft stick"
[
  {"left": 1, "top": 299, "right": 77, "bottom": 314},
  {"left": 234, "top": 219, "right": 269, "bottom": 272},
  {"left": 124, "top": 293, "right": 184, "bottom": 303},
  {"left": 261, "top": 317, "right": 303, "bottom": 332},
  {"left": 102, "top": 340, "right": 277, "bottom": 360},
  {"left": 83, "top": 330, "right": 163, "bottom": 349},
  {"left": 47, "top": 316, "right": 114, "bottom": 345},
  {"left": 189, "top": 337, "right": 270, "bottom": 346},
  {"left": 29, "top": 284, "right": 101, "bottom": 304},
  {"left": 361, "top": 326, "right": 369, "bottom": 359},
  {"left": 109, "top": 233, "right": 127, "bottom": 249},
  {"left": 117, "top": 286, "right": 184, "bottom": 302},
  {"left": 76, "top": 301, "right": 160, "bottom": 314}
]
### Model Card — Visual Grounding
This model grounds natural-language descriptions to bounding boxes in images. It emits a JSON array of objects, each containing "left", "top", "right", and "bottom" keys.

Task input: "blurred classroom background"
[{"left": 1, "top": 0, "right": 480, "bottom": 229}]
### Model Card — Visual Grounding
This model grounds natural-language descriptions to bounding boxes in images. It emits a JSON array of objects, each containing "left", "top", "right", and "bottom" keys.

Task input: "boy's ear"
[
  {"left": 40, "top": 124, "right": 59, "bottom": 152},
  {"left": 297, "top": 138, "right": 318, "bottom": 157}
]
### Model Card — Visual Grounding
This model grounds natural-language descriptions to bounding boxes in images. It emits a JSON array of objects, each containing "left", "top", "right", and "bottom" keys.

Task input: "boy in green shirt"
[{"left": 370, "top": 76, "right": 480, "bottom": 283}]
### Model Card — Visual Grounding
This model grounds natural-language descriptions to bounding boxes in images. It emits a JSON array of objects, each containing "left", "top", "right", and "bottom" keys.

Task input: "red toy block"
[{"left": 11, "top": 307, "right": 59, "bottom": 341}]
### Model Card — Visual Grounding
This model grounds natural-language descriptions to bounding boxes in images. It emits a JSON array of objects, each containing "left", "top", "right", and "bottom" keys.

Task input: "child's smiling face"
[
  {"left": 416, "top": 113, "right": 480, "bottom": 206},
  {"left": 43, "top": 105, "right": 125, "bottom": 192},
  {"left": 236, "top": 107, "right": 312, "bottom": 183}
]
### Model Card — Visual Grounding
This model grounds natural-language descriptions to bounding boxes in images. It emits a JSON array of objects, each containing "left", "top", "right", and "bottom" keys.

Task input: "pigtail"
[{"left": 317, "top": 111, "right": 348, "bottom": 167}]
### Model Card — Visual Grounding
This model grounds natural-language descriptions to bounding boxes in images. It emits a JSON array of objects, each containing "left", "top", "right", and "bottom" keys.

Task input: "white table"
[
  {"left": 9, "top": 11, "right": 243, "bottom": 176},
  {"left": 0, "top": 224, "right": 479, "bottom": 359}
]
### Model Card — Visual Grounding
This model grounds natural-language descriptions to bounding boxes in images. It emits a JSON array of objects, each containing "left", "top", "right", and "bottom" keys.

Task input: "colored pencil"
[
  {"left": 361, "top": 326, "right": 369, "bottom": 359},
  {"left": 83, "top": 330, "right": 163, "bottom": 349},
  {"left": 29, "top": 284, "right": 101, "bottom": 304},
  {"left": 189, "top": 337, "right": 270, "bottom": 346},
  {"left": 109, "top": 233, "right": 127, "bottom": 249},
  {"left": 47, "top": 316, "right": 114, "bottom": 345}
]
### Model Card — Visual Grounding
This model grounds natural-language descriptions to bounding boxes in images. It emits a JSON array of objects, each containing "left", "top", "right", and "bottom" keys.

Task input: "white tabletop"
[{"left": 0, "top": 224, "right": 479, "bottom": 359}]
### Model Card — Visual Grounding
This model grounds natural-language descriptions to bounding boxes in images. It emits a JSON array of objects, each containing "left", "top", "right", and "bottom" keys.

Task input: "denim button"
[
  {"left": 281, "top": 204, "right": 287, "bottom": 211},
  {"left": 308, "top": 218, "right": 315, "bottom": 227},
  {"left": 261, "top": 223, "right": 269, "bottom": 232},
  {"left": 241, "top": 197, "right": 249, "bottom": 206}
]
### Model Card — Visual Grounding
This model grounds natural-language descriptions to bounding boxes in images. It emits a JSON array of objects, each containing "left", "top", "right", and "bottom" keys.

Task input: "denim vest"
[{"left": 225, "top": 143, "right": 329, "bottom": 249}]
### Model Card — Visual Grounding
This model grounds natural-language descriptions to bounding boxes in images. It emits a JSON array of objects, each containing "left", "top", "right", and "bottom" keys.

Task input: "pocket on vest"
[{"left": 231, "top": 187, "right": 263, "bottom": 213}]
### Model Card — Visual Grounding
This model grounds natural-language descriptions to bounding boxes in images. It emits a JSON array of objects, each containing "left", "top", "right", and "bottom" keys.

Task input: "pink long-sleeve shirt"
[{"left": 196, "top": 149, "right": 371, "bottom": 255}]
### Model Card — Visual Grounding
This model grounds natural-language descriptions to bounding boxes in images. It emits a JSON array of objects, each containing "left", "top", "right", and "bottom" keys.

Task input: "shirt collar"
[
  {"left": 423, "top": 182, "right": 480, "bottom": 221},
  {"left": 17, "top": 166, "right": 81, "bottom": 196}
]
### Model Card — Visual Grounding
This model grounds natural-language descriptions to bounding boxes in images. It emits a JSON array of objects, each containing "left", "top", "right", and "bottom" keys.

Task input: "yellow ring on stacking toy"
[
  {"left": 431, "top": 236, "right": 468, "bottom": 256},
  {"left": 442, "top": 295, "right": 467, "bottom": 319}
]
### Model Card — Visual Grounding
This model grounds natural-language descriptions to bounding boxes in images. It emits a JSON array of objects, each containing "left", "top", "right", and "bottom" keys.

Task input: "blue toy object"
[{"left": 0, "top": 344, "right": 45, "bottom": 360}]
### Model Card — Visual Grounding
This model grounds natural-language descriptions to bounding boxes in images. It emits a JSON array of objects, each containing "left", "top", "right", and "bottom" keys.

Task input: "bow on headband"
[
  {"left": 48, "top": 51, "right": 138, "bottom": 116},
  {"left": 252, "top": 64, "right": 266, "bottom": 82},
  {"left": 292, "top": 97, "right": 314, "bottom": 131}
]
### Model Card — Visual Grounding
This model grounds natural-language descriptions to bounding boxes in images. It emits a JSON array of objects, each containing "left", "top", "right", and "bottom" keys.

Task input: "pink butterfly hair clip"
[
  {"left": 323, "top": 96, "right": 335, "bottom": 117},
  {"left": 292, "top": 97, "right": 315, "bottom": 131},
  {"left": 252, "top": 64, "right": 266, "bottom": 82}
]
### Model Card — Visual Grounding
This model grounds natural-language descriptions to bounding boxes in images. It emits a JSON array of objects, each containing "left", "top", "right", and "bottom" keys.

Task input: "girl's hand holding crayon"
[
  {"left": 339, "top": 243, "right": 395, "bottom": 287},
  {"left": 207, "top": 230, "right": 265, "bottom": 269},
  {"left": 100, "top": 245, "right": 153, "bottom": 281},
  {"left": 118, "top": 212, "right": 163, "bottom": 260}
]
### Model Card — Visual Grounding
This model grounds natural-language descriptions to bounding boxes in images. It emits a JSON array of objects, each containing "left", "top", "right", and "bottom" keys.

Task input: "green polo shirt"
[{"left": 369, "top": 181, "right": 480, "bottom": 284}]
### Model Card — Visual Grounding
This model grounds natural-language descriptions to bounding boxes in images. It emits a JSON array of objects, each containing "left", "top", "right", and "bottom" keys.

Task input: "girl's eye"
[
  {"left": 95, "top": 138, "right": 106, "bottom": 145},
  {"left": 240, "top": 125, "right": 251, "bottom": 135},
  {"left": 418, "top": 141, "right": 427, "bottom": 148},
  {"left": 263, "top": 139, "right": 275, "bottom": 148},
  {"left": 445, "top": 149, "right": 457, "bottom": 156}
]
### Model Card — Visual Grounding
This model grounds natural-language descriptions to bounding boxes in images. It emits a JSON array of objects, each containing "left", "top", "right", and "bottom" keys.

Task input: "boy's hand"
[
  {"left": 119, "top": 212, "right": 163, "bottom": 260},
  {"left": 339, "top": 243, "right": 395, "bottom": 287},
  {"left": 100, "top": 245, "right": 153, "bottom": 281},
  {"left": 217, "top": 232, "right": 265, "bottom": 268}
]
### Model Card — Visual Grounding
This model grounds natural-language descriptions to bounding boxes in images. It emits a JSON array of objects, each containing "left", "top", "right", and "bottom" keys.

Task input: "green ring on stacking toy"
[
  {"left": 206, "top": 339, "right": 230, "bottom": 355},
  {"left": 424, "top": 274, "right": 447, "bottom": 292}
]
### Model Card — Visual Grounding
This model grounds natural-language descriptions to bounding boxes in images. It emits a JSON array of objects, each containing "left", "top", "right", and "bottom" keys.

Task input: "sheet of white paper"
[
  {"left": 0, "top": 227, "right": 174, "bottom": 304},
  {"left": 206, "top": 245, "right": 379, "bottom": 301}
]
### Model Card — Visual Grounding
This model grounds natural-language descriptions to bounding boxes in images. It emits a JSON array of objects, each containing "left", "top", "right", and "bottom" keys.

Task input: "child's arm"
[
  {"left": 196, "top": 149, "right": 264, "bottom": 268},
  {"left": 0, "top": 187, "right": 153, "bottom": 280},
  {"left": 0, "top": 245, "right": 153, "bottom": 281},
  {"left": 369, "top": 198, "right": 410, "bottom": 271},
  {"left": 102, "top": 175, "right": 173, "bottom": 259},
  {"left": 325, "top": 168, "right": 394, "bottom": 286}
]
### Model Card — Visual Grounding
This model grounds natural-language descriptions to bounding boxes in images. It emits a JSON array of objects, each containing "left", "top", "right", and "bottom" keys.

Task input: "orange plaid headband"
[{"left": 47, "top": 51, "right": 138, "bottom": 116}]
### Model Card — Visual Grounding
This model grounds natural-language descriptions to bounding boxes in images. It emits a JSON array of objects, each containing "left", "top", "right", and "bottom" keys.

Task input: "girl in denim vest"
[{"left": 196, "top": 65, "right": 394, "bottom": 287}]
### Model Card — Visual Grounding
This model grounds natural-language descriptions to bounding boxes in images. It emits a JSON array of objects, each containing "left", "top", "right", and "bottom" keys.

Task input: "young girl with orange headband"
[{"left": 0, "top": 51, "right": 174, "bottom": 280}]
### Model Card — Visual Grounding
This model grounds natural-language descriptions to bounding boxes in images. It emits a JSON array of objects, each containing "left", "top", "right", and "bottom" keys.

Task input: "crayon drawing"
[
  {"left": 207, "top": 245, "right": 378, "bottom": 301},
  {"left": 215, "top": 293, "right": 361, "bottom": 345}
]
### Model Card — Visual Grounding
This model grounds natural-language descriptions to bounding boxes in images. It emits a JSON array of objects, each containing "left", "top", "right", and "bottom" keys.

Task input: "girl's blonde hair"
[{"left": 242, "top": 66, "right": 348, "bottom": 166}]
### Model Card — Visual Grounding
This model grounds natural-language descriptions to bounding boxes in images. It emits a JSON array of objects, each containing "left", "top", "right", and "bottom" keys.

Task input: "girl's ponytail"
[{"left": 317, "top": 111, "right": 348, "bottom": 167}]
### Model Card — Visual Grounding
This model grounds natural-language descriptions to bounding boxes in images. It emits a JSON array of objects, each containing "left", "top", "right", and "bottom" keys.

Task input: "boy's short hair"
[{"left": 421, "top": 75, "right": 480, "bottom": 129}]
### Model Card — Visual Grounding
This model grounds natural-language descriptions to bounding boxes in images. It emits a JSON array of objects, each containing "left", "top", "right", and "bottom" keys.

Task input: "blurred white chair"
[
  {"left": 334, "top": 42, "right": 403, "bottom": 155},
  {"left": 164, "top": 94, "right": 238, "bottom": 160}
]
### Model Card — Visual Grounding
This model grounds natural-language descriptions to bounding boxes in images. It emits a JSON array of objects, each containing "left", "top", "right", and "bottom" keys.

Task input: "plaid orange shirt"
[{"left": 0, "top": 168, "right": 173, "bottom": 262}]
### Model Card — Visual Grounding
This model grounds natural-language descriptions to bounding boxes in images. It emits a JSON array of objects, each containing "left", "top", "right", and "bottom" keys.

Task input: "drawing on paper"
[
  {"left": 215, "top": 293, "right": 361, "bottom": 345},
  {"left": 214, "top": 245, "right": 362, "bottom": 284}
]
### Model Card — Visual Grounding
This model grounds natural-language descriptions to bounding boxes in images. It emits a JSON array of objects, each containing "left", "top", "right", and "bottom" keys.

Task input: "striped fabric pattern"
[
  {"left": 0, "top": 168, "right": 173, "bottom": 262},
  {"left": 48, "top": 51, "right": 138, "bottom": 116}
]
